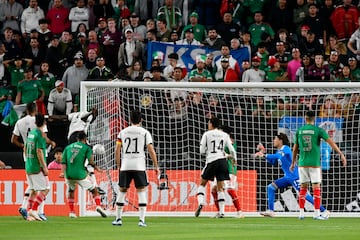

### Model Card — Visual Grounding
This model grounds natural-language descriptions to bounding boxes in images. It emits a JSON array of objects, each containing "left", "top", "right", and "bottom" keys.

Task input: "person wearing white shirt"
[
  {"left": 69, "top": 0, "right": 89, "bottom": 33},
  {"left": 47, "top": 80, "right": 73, "bottom": 116},
  {"left": 20, "top": 0, "right": 45, "bottom": 38},
  {"left": 195, "top": 116, "right": 236, "bottom": 218},
  {"left": 175, "top": 28, "right": 201, "bottom": 45}
]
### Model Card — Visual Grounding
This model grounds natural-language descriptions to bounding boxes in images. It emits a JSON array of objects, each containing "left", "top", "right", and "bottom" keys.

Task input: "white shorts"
[
  {"left": 66, "top": 176, "right": 95, "bottom": 192},
  {"left": 212, "top": 174, "right": 237, "bottom": 190},
  {"left": 26, "top": 172, "right": 50, "bottom": 191},
  {"left": 298, "top": 167, "right": 322, "bottom": 184}
]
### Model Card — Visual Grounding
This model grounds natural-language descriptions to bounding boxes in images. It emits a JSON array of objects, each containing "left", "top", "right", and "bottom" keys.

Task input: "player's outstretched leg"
[
  {"left": 260, "top": 184, "right": 276, "bottom": 217},
  {"left": 195, "top": 185, "right": 205, "bottom": 217}
]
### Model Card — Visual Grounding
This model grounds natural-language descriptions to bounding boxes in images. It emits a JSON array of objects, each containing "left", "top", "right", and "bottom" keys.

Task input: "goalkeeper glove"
[
  {"left": 256, "top": 143, "right": 266, "bottom": 153},
  {"left": 254, "top": 151, "right": 265, "bottom": 158}
]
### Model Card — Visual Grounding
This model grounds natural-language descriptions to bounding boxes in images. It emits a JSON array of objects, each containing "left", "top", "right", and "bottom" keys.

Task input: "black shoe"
[
  {"left": 97, "top": 187, "right": 106, "bottom": 195},
  {"left": 195, "top": 205, "right": 203, "bottom": 217}
]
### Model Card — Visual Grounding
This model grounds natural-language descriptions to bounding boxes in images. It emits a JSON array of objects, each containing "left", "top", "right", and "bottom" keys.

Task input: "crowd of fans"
[{"left": 0, "top": 0, "right": 360, "bottom": 121}]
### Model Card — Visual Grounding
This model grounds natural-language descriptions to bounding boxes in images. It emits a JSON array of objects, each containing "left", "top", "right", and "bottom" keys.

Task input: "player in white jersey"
[
  {"left": 112, "top": 110, "right": 159, "bottom": 227},
  {"left": 195, "top": 116, "right": 236, "bottom": 217},
  {"left": 11, "top": 102, "right": 55, "bottom": 221}
]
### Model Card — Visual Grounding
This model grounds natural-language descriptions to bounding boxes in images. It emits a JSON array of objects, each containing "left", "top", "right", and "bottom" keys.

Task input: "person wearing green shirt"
[
  {"left": 34, "top": 61, "right": 56, "bottom": 105},
  {"left": 265, "top": 56, "right": 288, "bottom": 81},
  {"left": 211, "top": 125, "right": 244, "bottom": 218},
  {"left": 189, "top": 56, "right": 213, "bottom": 82},
  {"left": 24, "top": 113, "right": 49, "bottom": 221},
  {"left": 61, "top": 131, "right": 106, "bottom": 218},
  {"left": 290, "top": 110, "right": 347, "bottom": 220},
  {"left": 248, "top": 11, "right": 275, "bottom": 48},
  {"left": 15, "top": 67, "right": 45, "bottom": 105},
  {"left": 181, "top": 12, "right": 207, "bottom": 42}
]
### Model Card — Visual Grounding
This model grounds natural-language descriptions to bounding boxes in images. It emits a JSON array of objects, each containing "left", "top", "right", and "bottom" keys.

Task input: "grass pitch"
[{"left": 1, "top": 216, "right": 359, "bottom": 240}]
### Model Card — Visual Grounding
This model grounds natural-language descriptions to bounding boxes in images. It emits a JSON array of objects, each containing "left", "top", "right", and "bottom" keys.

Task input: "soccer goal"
[{"left": 80, "top": 81, "right": 360, "bottom": 217}]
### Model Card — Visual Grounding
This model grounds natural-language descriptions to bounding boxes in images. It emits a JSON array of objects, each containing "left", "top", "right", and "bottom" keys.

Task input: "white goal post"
[{"left": 80, "top": 81, "right": 360, "bottom": 217}]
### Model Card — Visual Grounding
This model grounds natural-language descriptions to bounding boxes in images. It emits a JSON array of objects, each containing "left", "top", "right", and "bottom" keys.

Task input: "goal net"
[{"left": 80, "top": 82, "right": 360, "bottom": 217}]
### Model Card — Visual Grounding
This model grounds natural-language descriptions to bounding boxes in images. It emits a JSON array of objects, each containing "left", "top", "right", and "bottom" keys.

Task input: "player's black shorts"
[
  {"left": 201, "top": 158, "right": 230, "bottom": 181},
  {"left": 118, "top": 170, "right": 149, "bottom": 189}
]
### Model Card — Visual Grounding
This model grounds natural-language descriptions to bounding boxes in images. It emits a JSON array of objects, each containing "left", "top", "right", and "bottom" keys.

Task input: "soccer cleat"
[
  {"left": 212, "top": 213, "right": 221, "bottom": 218},
  {"left": 260, "top": 211, "right": 274, "bottom": 217},
  {"left": 195, "top": 205, "right": 203, "bottom": 217},
  {"left": 39, "top": 213, "right": 48, "bottom": 221},
  {"left": 235, "top": 211, "right": 245, "bottom": 219},
  {"left": 97, "top": 187, "right": 106, "bottom": 195},
  {"left": 313, "top": 215, "right": 327, "bottom": 220},
  {"left": 96, "top": 206, "right": 107, "bottom": 217},
  {"left": 18, "top": 207, "right": 28, "bottom": 220},
  {"left": 321, "top": 210, "right": 330, "bottom": 219},
  {"left": 138, "top": 220, "right": 147, "bottom": 227},
  {"left": 69, "top": 212, "right": 77, "bottom": 218},
  {"left": 218, "top": 214, "right": 225, "bottom": 218},
  {"left": 298, "top": 215, "right": 305, "bottom": 220},
  {"left": 28, "top": 210, "right": 42, "bottom": 221},
  {"left": 26, "top": 215, "right": 35, "bottom": 221},
  {"left": 112, "top": 218, "right": 122, "bottom": 226}
]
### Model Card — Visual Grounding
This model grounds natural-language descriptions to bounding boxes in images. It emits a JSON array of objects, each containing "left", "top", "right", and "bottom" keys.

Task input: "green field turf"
[{"left": 1, "top": 216, "right": 360, "bottom": 240}]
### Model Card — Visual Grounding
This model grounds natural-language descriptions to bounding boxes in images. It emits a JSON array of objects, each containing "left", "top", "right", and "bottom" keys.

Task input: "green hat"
[{"left": 190, "top": 12, "right": 199, "bottom": 18}]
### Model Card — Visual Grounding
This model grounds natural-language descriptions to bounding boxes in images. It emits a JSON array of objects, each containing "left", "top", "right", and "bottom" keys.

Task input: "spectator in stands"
[
  {"left": 307, "top": 54, "right": 330, "bottom": 81},
  {"left": 45, "top": 35, "right": 62, "bottom": 77},
  {"left": 347, "top": 16, "right": 360, "bottom": 62},
  {"left": 129, "top": 12, "right": 147, "bottom": 42},
  {"left": 241, "top": 0, "right": 268, "bottom": 28},
  {"left": 274, "top": 29, "right": 295, "bottom": 53},
  {"left": 296, "top": 53, "right": 313, "bottom": 82},
  {"left": 46, "top": 0, "right": 70, "bottom": 35},
  {"left": 163, "top": 53, "right": 179, "bottom": 81},
  {"left": 335, "top": 65, "right": 354, "bottom": 82},
  {"left": 47, "top": 80, "right": 73, "bottom": 115},
  {"left": 214, "top": 57, "right": 240, "bottom": 82},
  {"left": 69, "top": 0, "right": 89, "bottom": 34},
  {"left": 156, "top": 19, "right": 172, "bottom": 42},
  {"left": 86, "top": 30, "right": 103, "bottom": 58},
  {"left": 62, "top": 52, "right": 88, "bottom": 106},
  {"left": 121, "top": 60, "right": 144, "bottom": 81},
  {"left": 273, "top": 41, "right": 291, "bottom": 70},
  {"left": 0, "top": 43, "right": 6, "bottom": 82},
  {"left": 150, "top": 66, "right": 166, "bottom": 81},
  {"left": 176, "top": 28, "right": 201, "bottom": 45},
  {"left": 117, "top": 28, "right": 145, "bottom": 77},
  {"left": 85, "top": 48, "right": 98, "bottom": 69},
  {"left": 255, "top": 41, "right": 270, "bottom": 71},
  {"left": 194, "top": 0, "right": 221, "bottom": 29},
  {"left": 146, "top": 19, "right": 156, "bottom": 32},
  {"left": 47, "top": 147, "right": 63, "bottom": 170},
  {"left": 319, "top": 0, "right": 336, "bottom": 39},
  {"left": 2, "top": 27, "right": 22, "bottom": 59},
  {"left": 181, "top": 12, "right": 207, "bottom": 42},
  {"left": 112, "top": 0, "right": 130, "bottom": 28},
  {"left": 325, "top": 34, "right": 347, "bottom": 64},
  {"left": 202, "top": 27, "right": 226, "bottom": 50},
  {"left": 267, "top": 0, "right": 294, "bottom": 34},
  {"left": 251, "top": 96, "right": 272, "bottom": 119},
  {"left": 214, "top": 44, "right": 241, "bottom": 78},
  {"left": 239, "top": 31, "right": 253, "bottom": 59},
  {"left": 326, "top": 51, "right": 344, "bottom": 81},
  {"left": 3, "top": 55, "right": 27, "bottom": 95},
  {"left": 87, "top": 56, "right": 114, "bottom": 81},
  {"left": 242, "top": 56, "right": 265, "bottom": 82},
  {"left": 241, "top": 60, "right": 251, "bottom": 73},
  {"left": 21, "top": 0, "right": 45, "bottom": 40},
  {"left": 73, "top": 32, "right": 88, "bottom": 57},
  {"left": 15, "top": 67, "right": 45, "bottom": 105},
  {"left": 95, "top": 17, "right": 108, "bottom": 40},
  {"left": 330, "top": 0, "right": 359, "bottom": 41},
  {"left": 87, "top": 0, "right": 96, "bottom": 30},
  {"left": 287, "top": 47, "right": 302, "bottom": 81},
  {"left": 101, "top": 17, "right": 122, "bottom": 73},
  {"left": 34, "top": 61, "right": 56, "bottom": 106},
  {"left": 24, "top": 37, "right": 46, "bottom": 73},
  {"left": 189, "top": 55, "right": 213, "bottom": 82},
  {"left": 303, "top": 3, "right": 326, "bottom": 47},
  {"left": 265, "top": 56, "right": 288, "bottom": 81},
  {"left": 37, "top": 18, "right": 53, "bottom": 47},
  {"left": 119, "top": 17, "right": 130, "bottom": 35},
  {"left": 248, "top": 11, "right": 275, "bottom": 48},
  {"left": 157, "top": 0, "right": 182, "bottom": 31},
  {"left": 319, "top": 95, "right": 342, "bottom": 118},
  {"left": 134, "top": 0, "right": 160, "bottom": 25},
  {"left": 299, "top": 30, "right": 323, "bottom": 58},
  {"left": 0, "top": 0, "right": 23, "bottom": 32},
  {"left": 348, "top": 57, "right": 360, "bottom": 80},
  {"left": 94, "top": 0, "right": 115, "bottom": 23},
  {"left": 272, "top": 98, "right": 291, "bottom": 118},
  {"left": 216, "top": 12, "right": 241, "bottom": 46},
  {"left": 293, "top": 0, "right": 309, "bottom": 32},
  {"left": 204, "top": 53, "right": 214, "bottom": 76},
  {"left": 57, "top": 31, "right": 76, "bottom": 75}
]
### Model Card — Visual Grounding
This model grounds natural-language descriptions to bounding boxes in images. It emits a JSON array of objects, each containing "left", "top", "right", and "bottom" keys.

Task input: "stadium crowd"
[{"left": 1, "top": 0, "right": 360, "bottom": 153}]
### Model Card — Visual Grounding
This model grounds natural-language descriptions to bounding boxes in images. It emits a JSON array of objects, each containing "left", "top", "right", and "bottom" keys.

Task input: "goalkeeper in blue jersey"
[{"left": 255, "top": 133, "right": 329, "bottom": 218}]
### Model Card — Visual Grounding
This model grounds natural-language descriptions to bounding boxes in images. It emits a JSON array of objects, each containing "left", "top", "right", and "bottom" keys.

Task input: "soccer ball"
[{"left": 93, "top": 144, "right": 106, "bottom": 155}]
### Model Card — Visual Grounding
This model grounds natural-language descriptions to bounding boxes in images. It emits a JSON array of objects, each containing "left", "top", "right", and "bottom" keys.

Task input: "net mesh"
[{"left": 82, "top": 82, "right": 360, "bottom": 216}]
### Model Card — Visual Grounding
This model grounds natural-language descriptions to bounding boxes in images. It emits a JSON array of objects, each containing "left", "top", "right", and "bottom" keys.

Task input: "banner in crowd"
[{"left": 147, "top": 42, "right": 250, "bottom": 72}]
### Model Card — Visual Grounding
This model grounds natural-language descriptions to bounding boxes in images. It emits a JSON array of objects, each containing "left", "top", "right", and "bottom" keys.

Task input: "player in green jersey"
[
  {"left": 24, "top": 113, "right": 49, "bottom": 221},
  {"left": 290, "top": 111, "right": 347, "bottom": 220},
  {"left": 61, "top": 131, "right": 107, "bottom": 218}
]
